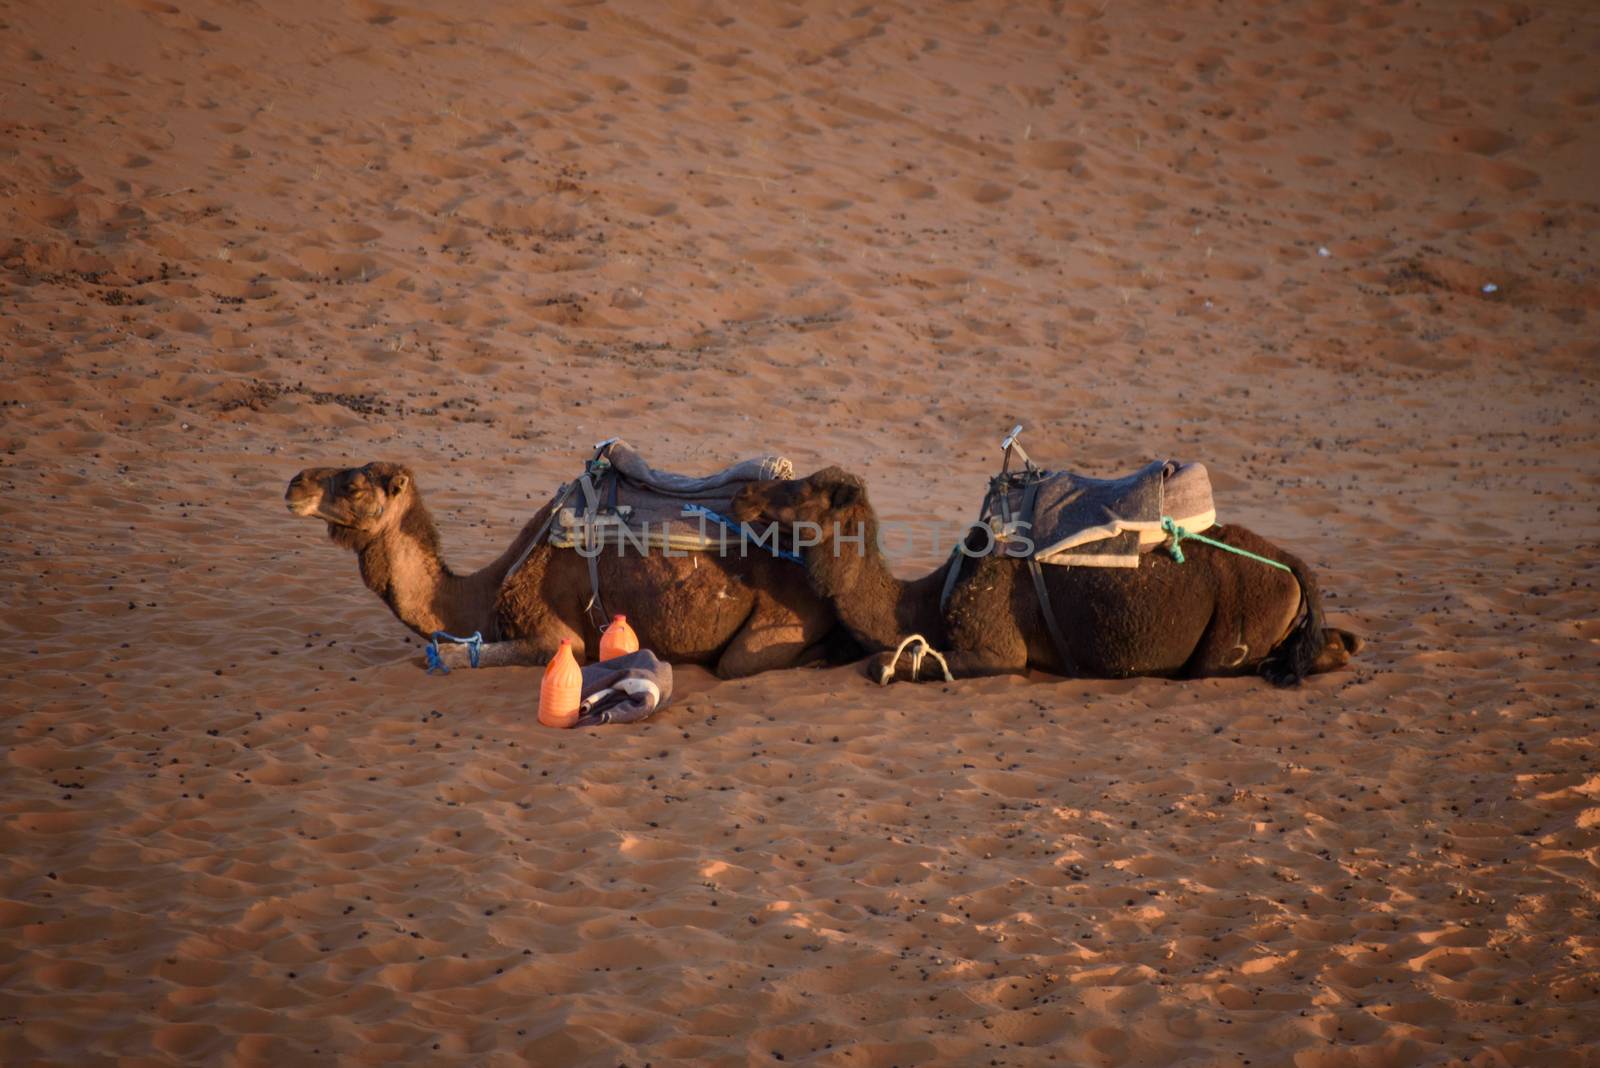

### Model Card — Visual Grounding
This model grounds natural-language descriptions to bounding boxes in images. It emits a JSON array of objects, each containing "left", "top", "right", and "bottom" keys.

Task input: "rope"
[
  {"left": 425, "top": 630, "right": 484, "bottom": 674},
  {"left": 877, "top": 633, "right": 953, "bottom": 685},
  {"left": 1161, "top": 517, "right": 1291, "bottom": 572}
]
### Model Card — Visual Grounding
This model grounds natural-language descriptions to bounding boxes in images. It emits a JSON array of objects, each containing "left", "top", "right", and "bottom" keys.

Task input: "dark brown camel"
[
  {"left": 285, "top": 462, "right": 840, "bottom": 677},
  {"left": 730, "top": 467, "right": 1361, "bottom": 685}
]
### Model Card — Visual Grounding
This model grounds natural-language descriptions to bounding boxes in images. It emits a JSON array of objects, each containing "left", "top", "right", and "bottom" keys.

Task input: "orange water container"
[
  {"left": 538, "top": 639, "right": 582, "bottom": 729},
  {"left": 598, "top": 614, "right": 640, "bottom": 661}
]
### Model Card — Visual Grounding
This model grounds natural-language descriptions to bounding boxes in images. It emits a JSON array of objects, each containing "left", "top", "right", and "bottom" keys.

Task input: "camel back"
[
  {"left": 944, "top": 427, "right": 1221, "bottom": 677},
  {"left": 547, "top": 439, "right": 796, "bottom": 557},
  {"left": 983, "top": 460, "right": 1216, "bottom": 569}
]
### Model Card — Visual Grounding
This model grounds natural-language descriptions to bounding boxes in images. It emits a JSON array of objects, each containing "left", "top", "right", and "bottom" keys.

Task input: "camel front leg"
[
  {"left": 877, "top": 555, "right": 1031, "bottom": 683},
  {"left": 423, "top": 634, "right": 579, "bottom": 672},
  {"left": 714, "top": 606, "right": 818, "bottom": 679},
  {"left": 713, "top": 576, "right": 837, "bottom": 679}
]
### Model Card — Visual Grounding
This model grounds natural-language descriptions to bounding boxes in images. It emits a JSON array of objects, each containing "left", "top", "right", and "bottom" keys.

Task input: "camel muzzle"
[{"left": 285, "top": 474, "right": 327, "bottom": 517}]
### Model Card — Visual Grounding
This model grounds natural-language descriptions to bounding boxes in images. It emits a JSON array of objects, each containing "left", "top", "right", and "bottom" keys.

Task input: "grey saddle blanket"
[
  {"left": 987, "top": 460, "right": 1216, "bottom": 568},
  {"left": 552, "top": 439, "right": 795, "bottom": 551},
  {"left": 575, "top": 649, "right": 673, "bottom": 727}
]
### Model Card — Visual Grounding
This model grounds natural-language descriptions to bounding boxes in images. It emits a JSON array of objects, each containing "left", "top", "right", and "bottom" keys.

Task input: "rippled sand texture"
[{"left": 3, "top": 0, "right": 1598, "bottom": 1065}]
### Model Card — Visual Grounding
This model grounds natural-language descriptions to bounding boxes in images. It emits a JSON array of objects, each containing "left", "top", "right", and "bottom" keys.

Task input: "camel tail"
[{"left": 1261, "top": 554, "right": 1327, "bottom": 687}]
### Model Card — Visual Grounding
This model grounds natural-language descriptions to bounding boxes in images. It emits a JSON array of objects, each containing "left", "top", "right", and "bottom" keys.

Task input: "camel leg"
[
  {"left": 426, "top": 640, "right": 536, "bottom": 671},
  {"left": 1185, "top": 622, "right": 1272, "bottom": 679},
  {"left": 1178, "top": 603, "right": 1249, "bottom": 679},
  {"left": 714, "top": 605, "right": 818, "bottom": 678},
  {"left": 869, "top": 555, "right": 1030, "bottom": 683},
  {"left": 792, "top": 639, "right": 836, "bottom": 668},
  {"left": 424, "top": 627, "right": 586, "bottom": 672},
  {"left": 714, "top": 563, "right": 837, "bottom": 678}
]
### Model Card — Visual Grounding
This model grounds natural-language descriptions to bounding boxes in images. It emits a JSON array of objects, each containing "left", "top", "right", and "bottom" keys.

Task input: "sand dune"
[{"left": 2, "top": 0, "right": 1598, "bottom": 1064}]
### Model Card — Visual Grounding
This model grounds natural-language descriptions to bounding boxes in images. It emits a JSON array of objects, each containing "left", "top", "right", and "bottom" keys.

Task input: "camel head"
[
  {"left": 285, "top": 462, "right": 418, "bottom": 548},
  {"left": 1313, "top": 627, "right": 1363, "bottom": 674},
  {"left": 731, "top": 466, "right": 868, "bottom": 530}
]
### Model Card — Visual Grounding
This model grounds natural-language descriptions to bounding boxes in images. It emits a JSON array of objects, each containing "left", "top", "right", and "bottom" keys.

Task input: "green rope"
[{"left": 1161, "top": 516, "right": 1291, "bottom": 572}]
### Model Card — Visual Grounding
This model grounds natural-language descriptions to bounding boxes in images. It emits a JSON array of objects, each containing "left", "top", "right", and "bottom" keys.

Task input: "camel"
[
  {"left": 284, "top": 461, "right": 843, "bottom": 677},
  {"left": 730, "top": 467, "right": 1361, "bottom": 685}
]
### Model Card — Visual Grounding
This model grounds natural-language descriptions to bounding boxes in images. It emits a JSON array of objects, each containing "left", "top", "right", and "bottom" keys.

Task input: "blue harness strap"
[
  {"left": 426, "top": 630, "right": 484, "bottom": 674},
  {"left": 682, "top": 504, "right": 803, "bottom": 564}
]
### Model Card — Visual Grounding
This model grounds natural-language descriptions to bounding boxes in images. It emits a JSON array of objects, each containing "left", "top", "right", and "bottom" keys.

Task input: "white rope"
[{"left": 878, "top": 633, "right": 953, "bottom": 685}]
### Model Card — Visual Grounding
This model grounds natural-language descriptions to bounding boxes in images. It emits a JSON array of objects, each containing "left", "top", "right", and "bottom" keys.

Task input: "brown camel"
[
  {"left": 730, "top": 467, "right": 1361, "bottom": 685},
  {"left": 285, "top": 462, "right": 841, "bottom": 677}
]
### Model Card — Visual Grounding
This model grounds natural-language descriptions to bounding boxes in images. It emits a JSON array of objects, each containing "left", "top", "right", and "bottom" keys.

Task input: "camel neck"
[
  {"left": 354, "top": 500, "right": 500, "bottom": 641},
  {"left": 805, "top": 513, "right": 948, "bottom": 651}
]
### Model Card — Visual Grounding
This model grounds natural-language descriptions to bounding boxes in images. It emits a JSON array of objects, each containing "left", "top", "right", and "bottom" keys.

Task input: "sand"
[{"left": 2, "top": 0, "right": 1598, "bottom": 1064}]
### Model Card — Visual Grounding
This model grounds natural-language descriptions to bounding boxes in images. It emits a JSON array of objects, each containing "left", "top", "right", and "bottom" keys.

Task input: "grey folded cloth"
[
  {"left": 574, "top": 649, "right": 673, "bottom": 727},
  {"left": 603, "top": 440, "right": 793, "bottom": 497}
]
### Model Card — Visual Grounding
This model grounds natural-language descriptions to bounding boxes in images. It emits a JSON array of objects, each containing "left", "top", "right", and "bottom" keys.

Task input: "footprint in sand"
[
  {"left": 643, "top": 74, "right": 690, "bottom": 95},
  {"left": 153, "top": 1023, "right": 225, "bottom": 1059},
  {"left": 581, "top": 73, "right": 632, "bottom": 94},
  {"left": 7, "top": 194, "right": 77, "bottom": 227},
  {"left": 323, "top": 222, "right": 383, "bottom": 243},
  {"left": 889, "top": 176, "right": 936, "bottom": 199},
  {"left": 293, "top": 248, "right": 379, "bottom": 281},
  {"left": 1477, "top": 158, "right": 1540, "bottom": 192},
  {"left": 1438, "top": 127, "right": 1515, "bottom": 156},
  {"left": 954, "top": 178, "right": 1012, "bottom": 205},
  {"left": 1352, "top": 128, "right": 1394, "bottom": 156},
  {"left": 1017, "top": 139, "right": 1085, "bottom": 170},
  {"left": 622, "top": 196, "right": 677, "bottom": 218},
  {"left": 798, "top": 194, "right": 851, "bottom": 212}
]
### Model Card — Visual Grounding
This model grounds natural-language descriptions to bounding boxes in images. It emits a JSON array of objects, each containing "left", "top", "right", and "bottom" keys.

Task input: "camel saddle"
[
  {"left": 507, "top": 439, "right": 798, "bottom": 629},
  {"left": 546, "top": 438, "right": 795, "bottom": 556},
  {"left": 983, "top": 460, "right": 1216, "bottom": 569}
]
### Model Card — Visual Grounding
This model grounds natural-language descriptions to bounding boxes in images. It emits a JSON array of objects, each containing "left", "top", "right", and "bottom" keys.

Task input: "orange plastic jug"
[
  {"left": 598, "top": 614, "right": 640, "bottom": 661},
  {"left": 538, "top": 639, "right": 582, "bottom": 729}
]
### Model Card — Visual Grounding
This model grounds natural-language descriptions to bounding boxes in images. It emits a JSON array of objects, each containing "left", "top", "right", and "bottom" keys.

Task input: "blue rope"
[
  {"left": 682, "top": 504, "right": 803, "bottom": 564},
  {"left": 1161, "top": 517, "right": 1291, "bottom": 572},
  {"left": 426, "top": 630, "right": 484, "bottom": 674}
]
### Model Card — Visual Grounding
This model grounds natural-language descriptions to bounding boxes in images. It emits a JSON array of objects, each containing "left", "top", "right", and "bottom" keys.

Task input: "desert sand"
[{"left": 2, "top": 0, "right": 1598, "bottom": 1064}]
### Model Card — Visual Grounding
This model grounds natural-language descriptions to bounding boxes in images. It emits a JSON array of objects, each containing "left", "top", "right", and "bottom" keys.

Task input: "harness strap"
[
  {"left": 585, "top": 548, "right": 607, "bottom": 630},
  {"left": 943, "top": 474, "right": 1008, "bottom": 614},
  {"left": 1020, "top": 475, "right": 1077, "bottom": 677},
  {"left": 604, "top": 467, "right": 620, "bottom": 514},
  {"left": 576, "top": 465, "right": 603, "bottom": 516},
  {"left": 938, "top": 541, "right": 966, "bottom": 614},
  {"left": 994, "top": 473, "right": 1015, "bottom": 529},
  {"left": 573, "top": 459, "right": 614, "bottom": 632},
  {"left": 503, "top": 479, "right": 581, "bottom": 586},
  {"left": 1025, "top": 558, "right": 1075, "bottom": 676},
  {"left": 682, "top": 504, "right": 804, "bottom": 564}
]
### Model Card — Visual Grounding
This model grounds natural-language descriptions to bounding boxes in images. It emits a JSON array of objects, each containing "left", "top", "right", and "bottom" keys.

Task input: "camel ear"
[
  {"left": 386, "top": 471, "right": 410, "bottom": 496},
  {"left": 829, "top": 480, "right": 861, "bottom": 510}
]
